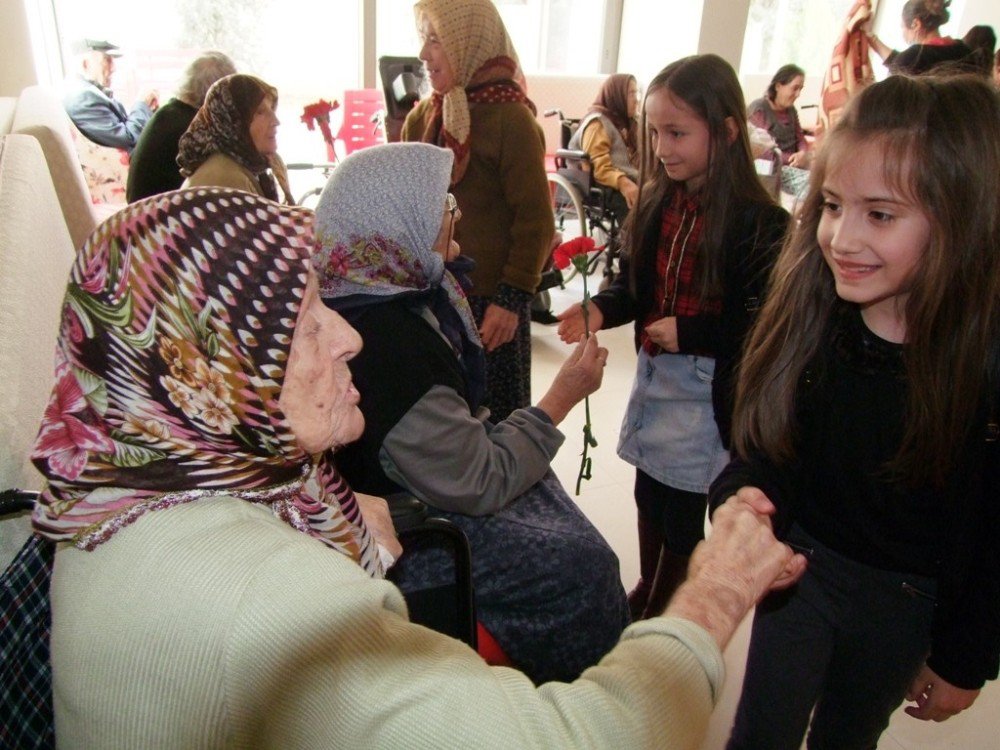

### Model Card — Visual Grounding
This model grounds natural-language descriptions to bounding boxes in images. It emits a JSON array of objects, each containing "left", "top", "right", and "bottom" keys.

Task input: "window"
[
  {"left": 740, "top": 0, "right": 856, "bottom": 77},
  {"left": 376, "top": 0, "right": 611, "bottom": 75}
]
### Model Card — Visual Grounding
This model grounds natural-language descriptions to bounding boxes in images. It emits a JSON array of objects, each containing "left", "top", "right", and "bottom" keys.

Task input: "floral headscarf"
[
  {"left": 31, "top": 188, "right": 381, "bottom": 575},
  {"left": 177, "top": 74, "right": 290, "bottom": 202},
  {"left": 313, "top": 142, "right": 485, "bottom": 410},
  {"left": 413, "top": 0, "right": 535, "bottom": 185}
]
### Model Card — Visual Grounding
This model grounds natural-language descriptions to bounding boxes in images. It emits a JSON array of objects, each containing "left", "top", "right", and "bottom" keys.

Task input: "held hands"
[
  {"left": 905, "top": 664, "right": 980, "bottom": 722},
  {"left": 556, "top": 303, "right": 604, "bottom": 344},
  {"left": 355, "top": 492, "right": 403, "bottom": 562},
  {"left": 536, "top": 333, "right": 608, "bottom": 426},
  {"left": 479, "top": 303, "right": 518, "bottom": 352},
  {"left": 665, "top": 490, "right": 807, "bottom": 649}
]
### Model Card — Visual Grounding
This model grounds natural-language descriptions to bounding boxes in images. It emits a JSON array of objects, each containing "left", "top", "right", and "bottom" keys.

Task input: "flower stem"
[{"left": 571, "top": 253, "right": 598, "bottom": 495}]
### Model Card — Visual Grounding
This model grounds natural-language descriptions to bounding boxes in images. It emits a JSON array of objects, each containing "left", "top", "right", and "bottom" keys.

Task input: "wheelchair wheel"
[{"left": 546, "top": 172, "right": 588, "bottom": 239}]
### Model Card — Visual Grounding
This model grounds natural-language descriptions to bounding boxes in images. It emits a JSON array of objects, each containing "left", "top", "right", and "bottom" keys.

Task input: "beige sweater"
[{"left": 51, "top": 496, "right": 724, "bottom": 749}]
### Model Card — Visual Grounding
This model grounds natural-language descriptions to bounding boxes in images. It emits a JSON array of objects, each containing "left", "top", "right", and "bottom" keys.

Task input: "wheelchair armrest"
[
  {"left": 553, "top": 148, "right": 590, "bottom": 170},
  {"left": 0, "top": 489, "right": 39, "bottom": 518},
  {"left": 385, "top": 491, "right": 430, "bottom": 532}
]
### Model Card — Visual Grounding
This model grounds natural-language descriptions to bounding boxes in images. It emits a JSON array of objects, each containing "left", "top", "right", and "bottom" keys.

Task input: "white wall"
[{"left": 0, "top": 0, "right": 38, "bottom": 95}]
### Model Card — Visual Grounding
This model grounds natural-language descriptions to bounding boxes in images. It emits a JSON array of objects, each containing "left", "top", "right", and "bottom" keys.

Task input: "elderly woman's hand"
[
  {"left": 536, "top": 334, "right": 607, "bottom": 425},
  {"left": 662, "top": 492, "right": 807, "bottom": 649},
  {"left": 355, "top": 493, "right": 403, "bottom": 562}
]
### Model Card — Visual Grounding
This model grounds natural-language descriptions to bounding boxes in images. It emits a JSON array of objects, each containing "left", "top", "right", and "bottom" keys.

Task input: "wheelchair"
[{"left": 544, "top": 109, "right": 628, "bottom": 288}]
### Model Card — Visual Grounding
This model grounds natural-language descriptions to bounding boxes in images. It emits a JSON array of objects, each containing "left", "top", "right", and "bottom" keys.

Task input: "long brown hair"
[
  {"left": 734, "top": 74, "right": 1000, "bottom": 488},
  {"left": 623, "top": 54, "right": 775, "bottom": 302}
]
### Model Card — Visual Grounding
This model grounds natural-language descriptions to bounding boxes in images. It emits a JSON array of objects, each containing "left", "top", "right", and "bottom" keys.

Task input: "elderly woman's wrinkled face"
[
  {"left": 249, "top": 96, "right": 280, "bottom": 156},
  {"left": 431, "top": 193, "right": 462, "bottom": 261},
  {"left": 280, "top": 272, "right": 364, "bottom": 453},
  {"left": 418, "top": 16, "right": 455, "bottom": 93}
]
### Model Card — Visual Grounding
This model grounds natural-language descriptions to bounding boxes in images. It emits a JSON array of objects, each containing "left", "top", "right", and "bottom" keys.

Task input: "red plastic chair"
[{"left": 335, "top": 89, "right": 387, "bottom": 156}]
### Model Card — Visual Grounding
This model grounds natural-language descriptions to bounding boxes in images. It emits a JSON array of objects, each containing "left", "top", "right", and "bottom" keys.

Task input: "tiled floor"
[{"left": 530, "top": 268, "right": 999, "bottom": 750}]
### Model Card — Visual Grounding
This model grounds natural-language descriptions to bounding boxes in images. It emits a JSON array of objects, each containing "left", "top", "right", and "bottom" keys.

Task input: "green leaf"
[
  {"left": 177, "top": 293, "right": 200, "bottom": 340},
  {"left": 205, "top": 331, "right": 220, "bottom": 358},
  {"left": 114, "top": 307, "right": 157, "bottom": 349},
  {"left": 67, "top": 284, "right": 134, "bottom": 328},
  {"left": 72, "top": 367, "right": 109, "bottom": 415},
  {"left": 101, "top": 440, "right": 167, "bottom": 469}
]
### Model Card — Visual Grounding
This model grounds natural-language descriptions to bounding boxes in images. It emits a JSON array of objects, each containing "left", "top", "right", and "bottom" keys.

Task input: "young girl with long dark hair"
[
  {"left": 557, "top": 54, "right": 789, "bottom": 620},
  {"left": 712, "top": 73, "right": 1000, "bottom": 749}
]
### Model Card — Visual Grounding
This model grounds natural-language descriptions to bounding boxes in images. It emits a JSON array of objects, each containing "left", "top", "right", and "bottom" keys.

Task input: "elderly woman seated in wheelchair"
[
  {"left": 545, "top": 74, "right": 640, "bottom": 287},
  {"left": 567, "top": 73, "right": 641, "bottom": 216},
  {"left": 313, "top": 142, "right": 629, "bottom": 685},
  {"left": 8, "top": 183, "right": 805, "bottom": 748}
]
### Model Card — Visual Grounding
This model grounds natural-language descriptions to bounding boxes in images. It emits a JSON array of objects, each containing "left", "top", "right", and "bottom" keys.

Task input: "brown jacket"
[{"left": 402, "top": 99, "right": 553, "bottom": 297}]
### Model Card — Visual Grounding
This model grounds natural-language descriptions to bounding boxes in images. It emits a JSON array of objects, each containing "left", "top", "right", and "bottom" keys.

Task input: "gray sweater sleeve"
[{"left": 378, "top": 385, "right": 564, "bottom": 515}]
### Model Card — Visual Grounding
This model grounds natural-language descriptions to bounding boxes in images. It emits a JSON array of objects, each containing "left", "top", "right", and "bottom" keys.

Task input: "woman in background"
[
  {"left": 402, "top": 0, "right": 553, "bottom": 422},
  {"left": 747, "top": 64, "right": 811, "bottom": 199},
  {"left": 126, "top": 51, "right": 236, "bottom": 202},
  {"left": 568, "top": 73, "right": 641, "bottom": 215},
  {"left": 867, "top": 0, "right": 973, "bottom": 76},
  {"left": 178, "top": 73, "right": 292, "bottom": 203}
]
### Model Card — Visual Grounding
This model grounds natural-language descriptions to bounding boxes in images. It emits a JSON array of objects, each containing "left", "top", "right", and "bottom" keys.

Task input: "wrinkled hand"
[
  {"left": 355, "top": 493, "right": 403, "bottom": 562},
  {"left": 726, "top": 487, "right": 806, "bottom": 591},
  {"left": 537, "top": 334, "right": 607, "bottom": 425},
  {"left": 556, "top": 303, "right": 604, "bottom": 344},
  {"left": 905, "top": 665, "right": 980, "bottom": 722},
  {"left": 666, "top": 493, "right": 806, "bottom": 649},
  {"left": 479, "top": 303, "right": 518, "bottom": 352},
  {"left": 619, "top": 177, "right": 639, "bottom": 209},
  {"left": 644, "top": 316, "right": 679, "bottom": 352}
]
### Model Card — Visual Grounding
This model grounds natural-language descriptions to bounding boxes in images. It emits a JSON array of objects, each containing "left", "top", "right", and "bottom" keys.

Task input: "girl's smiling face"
[
  {"left": 645, "top": 87, "right": 713, "bottom": 193},
  {"left": 817, "top": 141, "right": 931, "bottom": 343}
]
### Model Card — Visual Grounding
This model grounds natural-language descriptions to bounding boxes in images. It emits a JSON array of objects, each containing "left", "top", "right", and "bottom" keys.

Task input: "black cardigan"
[
  {"left": 591, "top": 196, "right": 789, "bottom": 448},
  {"left": 709, "top": 305, "right": 1000, "bottom": 690}
]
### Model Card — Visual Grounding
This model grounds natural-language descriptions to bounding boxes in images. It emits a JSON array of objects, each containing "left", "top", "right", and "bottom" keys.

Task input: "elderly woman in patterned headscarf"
[
  {"left": 177, "top": 74, "right": 292, "bottom": 202},
  {"left": 314, "top": 142, "right": 629, "bottom": 685},
  {"left": 35, "top": 187, "right": 394, "bottom": 740},
  {"left": 401, "top": 0, "right": 553, "bottom": 423}
]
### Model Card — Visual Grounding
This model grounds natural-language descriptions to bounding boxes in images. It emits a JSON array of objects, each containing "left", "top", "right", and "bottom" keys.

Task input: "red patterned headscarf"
[
  {"left": 30, "top": 188, "right": 381, "bottom": 575},
  {"left": 414, "top": 0, "right": 535, "bottom": 185}
]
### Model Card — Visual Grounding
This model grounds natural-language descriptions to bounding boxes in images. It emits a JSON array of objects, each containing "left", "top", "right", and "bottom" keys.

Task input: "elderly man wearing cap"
[{"left": 63, "top": 38, "right": 159, "bottom": 152}]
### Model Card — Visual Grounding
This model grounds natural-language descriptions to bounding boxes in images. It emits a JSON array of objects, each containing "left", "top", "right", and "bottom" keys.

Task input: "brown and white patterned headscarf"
[
  {"left": 31, "top": 188, "right": 381, "bottom": 575},
  {"left": 177, "top": 74, "right": 290, "bottom": 202},
  {"left": 413, "top": 0, "right": 535, "bottom": 185}
]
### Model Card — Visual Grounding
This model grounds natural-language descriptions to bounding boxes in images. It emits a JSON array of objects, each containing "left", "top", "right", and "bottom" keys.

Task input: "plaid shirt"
[
  {"left": 0, "top": 535, "right": 55, "bottom": 749},
  {"left": 641, "top": 190, "right": 720, "bottom": 355}
]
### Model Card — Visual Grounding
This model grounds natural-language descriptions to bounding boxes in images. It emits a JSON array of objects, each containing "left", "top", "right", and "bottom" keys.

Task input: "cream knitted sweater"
[{"left": 51, "top": 496, "right": 723, "bottom": 749}]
